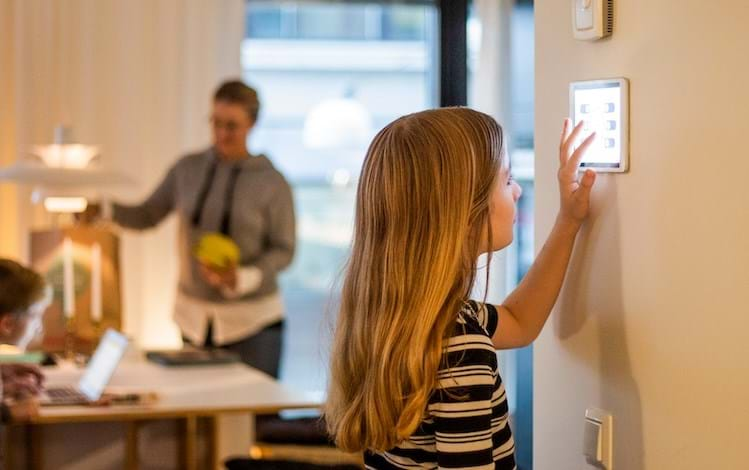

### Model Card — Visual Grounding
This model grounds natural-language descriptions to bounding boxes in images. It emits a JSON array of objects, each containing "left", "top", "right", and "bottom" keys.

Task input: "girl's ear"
[{"left": 0, "top": 314, "right": 18, "bottom": 338}]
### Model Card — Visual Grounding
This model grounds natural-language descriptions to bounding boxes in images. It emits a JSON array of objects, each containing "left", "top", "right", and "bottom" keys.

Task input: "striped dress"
[{"left": 364, "top": 300, "right": 516, "bottom": 469}]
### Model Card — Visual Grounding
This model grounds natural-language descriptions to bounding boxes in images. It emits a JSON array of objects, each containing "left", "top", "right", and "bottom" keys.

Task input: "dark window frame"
[
  {"left": 437, "top": 0, "right": 467, "bottom": 107},
  {"left": 246, "top": 0, "right": 468, "bottom": 107}
]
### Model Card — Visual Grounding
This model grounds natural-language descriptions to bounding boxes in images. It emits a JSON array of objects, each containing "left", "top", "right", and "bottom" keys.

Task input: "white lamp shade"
[
  {"left": 30, "top": 144, "right": 99, "bottom": 169},
  {"left": 0, "top": 159, "right": 134, "bottom": 187},
  {"left": 0, "top": 126, "right": 134, "bottom": 212}
]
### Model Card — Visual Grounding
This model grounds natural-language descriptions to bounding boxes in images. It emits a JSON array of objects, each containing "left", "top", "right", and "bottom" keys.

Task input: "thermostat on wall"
[
  {"left": 572, "top": 0, "right": 613, "bottom": 41},
  {"left": 569, "top": 78, "right": 629, "bottom": 173}
]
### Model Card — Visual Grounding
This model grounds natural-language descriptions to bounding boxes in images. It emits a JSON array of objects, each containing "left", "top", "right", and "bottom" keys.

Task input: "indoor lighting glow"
[
  {"left": 43, "top": 197, "right": 88, "bottom": 213},
  {"left": 30, "top": 125, "right": 99, "bottom": 169},
  {"left": 0, "top": 124, "right": 133, "bottom": 190},
  {"left": 31, "top": 143, "right": 99, "bottom": 169}
]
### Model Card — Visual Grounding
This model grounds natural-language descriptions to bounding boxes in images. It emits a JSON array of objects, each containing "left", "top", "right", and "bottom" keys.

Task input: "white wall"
[
  {"left": 534, "top": 2, "right": 749, "bottom": 469},
  {"left": 0, "top": 1, "right": 244, "bottom": 348}
]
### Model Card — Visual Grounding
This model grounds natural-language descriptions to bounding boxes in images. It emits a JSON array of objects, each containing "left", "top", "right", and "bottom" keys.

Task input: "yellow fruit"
[{"left": 193, "top": 233, "right": 240, "bottom": 269}]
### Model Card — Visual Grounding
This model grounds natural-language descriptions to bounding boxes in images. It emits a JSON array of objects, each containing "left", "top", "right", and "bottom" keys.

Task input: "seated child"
[{"left": 0, "top": 258, "right": 51, "bottom": 422}]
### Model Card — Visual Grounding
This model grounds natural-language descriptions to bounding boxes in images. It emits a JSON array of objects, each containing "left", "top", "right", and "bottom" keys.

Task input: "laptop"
[{"left": 41, "top": 329, "right": 129, "bottom": 406}]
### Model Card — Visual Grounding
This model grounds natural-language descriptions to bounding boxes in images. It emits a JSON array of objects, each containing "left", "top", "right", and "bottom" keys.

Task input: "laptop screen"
[{"left": 78, "top": 329, "right": 129, "bottom": 401}]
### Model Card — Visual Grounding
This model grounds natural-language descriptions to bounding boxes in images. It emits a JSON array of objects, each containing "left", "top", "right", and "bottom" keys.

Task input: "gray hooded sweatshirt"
[{"left": 113, "top": 147, "right": 295, "bottom": 303}]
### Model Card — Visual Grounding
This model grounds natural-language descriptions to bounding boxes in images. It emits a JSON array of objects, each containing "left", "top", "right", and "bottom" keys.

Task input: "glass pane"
[
  {"left": 382, "top": 8, "right": 427, "bottom": 40},
  {"left": 246, "top": 6, "right": 282, "bottom": 39},
  {"left": 243, "top": 0, "right": 438, "bottom": 395},
  {"left": 247, "top": 3, "right": 433, "bottom": 41},
  {"left": 296, "top": 5, "right": 365, "bottom": 40}
]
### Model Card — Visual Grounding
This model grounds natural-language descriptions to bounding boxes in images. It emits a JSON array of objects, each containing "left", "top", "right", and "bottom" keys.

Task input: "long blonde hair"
[{"left": 325, "top": 108, "right": 504, "bottom": 452}]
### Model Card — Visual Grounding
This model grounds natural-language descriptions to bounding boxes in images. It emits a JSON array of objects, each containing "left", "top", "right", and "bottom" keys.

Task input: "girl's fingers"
[
  {"left": 559, "top": 118, "right": 571, "bottom": 163},
  {"left": 574, "top": 169, "right": 597, "bottom": 210},
  {"left": 561, "top": 120, "right": 586, "bottom": 163},
  {"left": 568, "top": 132, "right": 597, "bottom": 172},
  {"left": 580, "top": 169, "right": 597, "bottom": 188}
]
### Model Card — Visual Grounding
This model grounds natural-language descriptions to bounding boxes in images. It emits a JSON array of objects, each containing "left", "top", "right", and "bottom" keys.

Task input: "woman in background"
[{"left": 90, "top": 80, "right": 295, "bottom": 377}]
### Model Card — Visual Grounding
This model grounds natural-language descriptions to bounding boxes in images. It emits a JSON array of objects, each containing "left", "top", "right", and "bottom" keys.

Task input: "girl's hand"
[{"left": 558, "top": 119, "right": 597, "bottom": 228}]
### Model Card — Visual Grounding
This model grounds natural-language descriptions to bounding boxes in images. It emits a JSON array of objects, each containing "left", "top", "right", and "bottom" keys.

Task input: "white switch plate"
[
  {"left": 572, "top": 0, "right": 613, "bottom": 41},
  {"left": 584, "top": 408, "right": 613, "bottom": 469}
]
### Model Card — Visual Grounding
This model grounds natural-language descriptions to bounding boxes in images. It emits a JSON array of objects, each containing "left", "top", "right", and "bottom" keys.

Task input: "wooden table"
[{"left": 2, "top": 354, "right": 322, "bottom": 470}]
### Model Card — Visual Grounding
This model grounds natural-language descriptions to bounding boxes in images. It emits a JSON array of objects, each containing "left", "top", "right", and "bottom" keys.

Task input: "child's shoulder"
[
  {"left": 438, "top": 301, "right": 499, "bottom": 382},
  {"left": 455, "top": 299, "right": 499, "bottom": 338}
]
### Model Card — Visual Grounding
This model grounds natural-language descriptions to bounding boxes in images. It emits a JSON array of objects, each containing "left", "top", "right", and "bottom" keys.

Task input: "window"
[
  {"left": 244, "top": 8, "right": 533, "bottom": 466},
  {"left": 246, "top": 6, "right": 282, "bottom": 39},
  {"left": 243, "top": 0, "right": 439, "bottom": 395},
  {"left": 246, "top": 2, "right": 429, "bottom": 41}
]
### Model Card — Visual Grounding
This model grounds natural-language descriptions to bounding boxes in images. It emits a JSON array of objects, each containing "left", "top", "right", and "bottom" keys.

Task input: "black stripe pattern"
[{"left": 364, "top": 301, "right": 516, "bottom": 469}]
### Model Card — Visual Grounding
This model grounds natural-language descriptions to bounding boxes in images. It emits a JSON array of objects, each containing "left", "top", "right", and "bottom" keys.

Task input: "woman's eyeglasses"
[{"left": 209, "top": 117, "right": 247, "bottom": 133}]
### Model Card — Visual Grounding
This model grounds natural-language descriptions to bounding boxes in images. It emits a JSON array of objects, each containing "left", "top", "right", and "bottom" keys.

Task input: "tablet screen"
[{"left": 570, "top": 79, "right": 628, "bottom": 171}]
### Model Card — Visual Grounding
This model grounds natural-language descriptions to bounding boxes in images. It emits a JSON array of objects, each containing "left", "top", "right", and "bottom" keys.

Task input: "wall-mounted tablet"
[{"left": 569, "top": 78, "right": 629, "bottom": 172}]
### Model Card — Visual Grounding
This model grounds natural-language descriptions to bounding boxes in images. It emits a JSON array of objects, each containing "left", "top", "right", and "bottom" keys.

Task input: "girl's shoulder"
[
  {"left": 437, "top": 301, "right": 500, "bottom": 387},
  {"left": 456, "top": 300, "right": 499, "bottom": 338}
]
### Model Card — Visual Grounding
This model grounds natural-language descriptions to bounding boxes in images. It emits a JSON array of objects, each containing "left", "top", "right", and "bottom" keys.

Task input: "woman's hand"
[
  {"left": 198, "top": 262, "right": 238, "bottom": 291},
  {"left": 558, "top": 119, "right": 597, "bottom": 228}
]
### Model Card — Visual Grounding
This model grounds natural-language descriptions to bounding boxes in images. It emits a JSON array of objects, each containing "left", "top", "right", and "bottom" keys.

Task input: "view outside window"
[{"left": 242, "top": 1, "right": 438, "bottom": 394}]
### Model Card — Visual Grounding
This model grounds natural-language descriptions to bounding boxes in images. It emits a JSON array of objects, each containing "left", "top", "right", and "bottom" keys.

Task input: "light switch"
[
  {"left": 583, "top": 419, "right": 601, "bottom": 462},
  {"left": 572, "top": 0, "right": 614, "bottom": 41},
  {"left": 575, "top": 0, "right": 594, "bottom": 30},
  {"left": 583, "top": 408, "right": 613, "bottom": 469}
]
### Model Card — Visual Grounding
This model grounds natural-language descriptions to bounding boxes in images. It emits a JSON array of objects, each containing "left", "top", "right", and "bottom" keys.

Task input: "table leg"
[
  {"left": 179, "top": 416, "right": 198, "bottom": 470},
  {"left": 207, "top": 416, "right": 219, "bottom": 470},
  {"left": 2, "top": 425, "right": 15, "bottom": 469},
  {"left": 249, "top": 413, "right": 255, "bottom": 447},
  {"left": 125, "top": 421, "right": 140, "bottom": 470},
  {"left": 216, "top": 413, "right": 252, "bottom": 463},
  {"left": 26, "top": 424, "right": 43, "bottom": 470}
]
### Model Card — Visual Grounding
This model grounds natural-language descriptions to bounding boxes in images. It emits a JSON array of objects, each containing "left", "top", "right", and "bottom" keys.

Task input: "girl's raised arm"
[{"left": 492, "top": 119, "right": 597, "bottom": 349}]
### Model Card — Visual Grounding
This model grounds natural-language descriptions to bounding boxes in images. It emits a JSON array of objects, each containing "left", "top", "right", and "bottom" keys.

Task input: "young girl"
[{"left": 325, "top": 108, "right": 596, "bottom": 469}]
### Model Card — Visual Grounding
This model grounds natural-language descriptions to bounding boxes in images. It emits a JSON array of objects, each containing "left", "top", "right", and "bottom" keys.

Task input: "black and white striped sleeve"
[{"left": 467, "top": 301, "right": 499, "bottom": 337}]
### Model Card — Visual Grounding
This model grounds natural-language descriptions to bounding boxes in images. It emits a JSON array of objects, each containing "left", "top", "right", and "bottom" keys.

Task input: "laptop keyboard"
[{"left": 45, "top": 386, "right": 89, "bottom": 405}]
